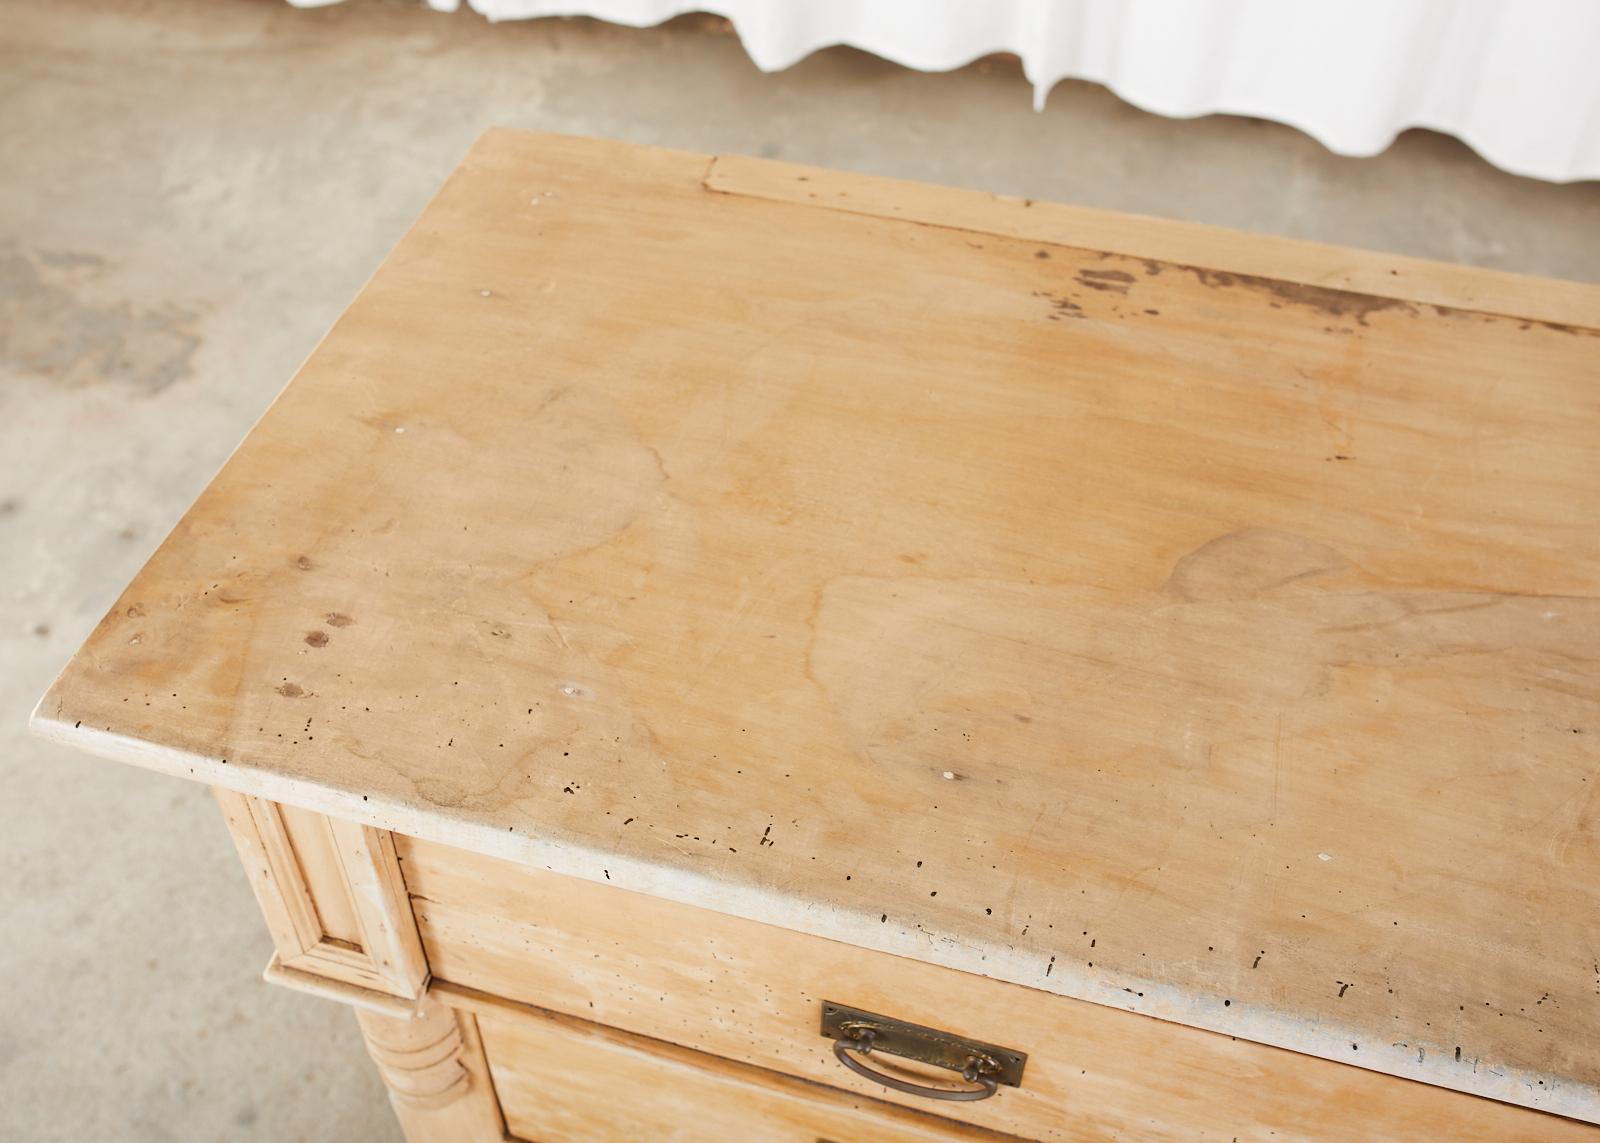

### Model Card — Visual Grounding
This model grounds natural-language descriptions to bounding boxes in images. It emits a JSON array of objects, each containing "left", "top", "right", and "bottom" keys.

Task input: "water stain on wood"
[{"left": 1181, "top": 265, "right": 1417, "bottom": 326}]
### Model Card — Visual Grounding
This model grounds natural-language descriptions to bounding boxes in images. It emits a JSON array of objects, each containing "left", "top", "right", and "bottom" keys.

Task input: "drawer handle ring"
[{"left": 832, "top": 1028, "right": 999, "bottom": 1102}]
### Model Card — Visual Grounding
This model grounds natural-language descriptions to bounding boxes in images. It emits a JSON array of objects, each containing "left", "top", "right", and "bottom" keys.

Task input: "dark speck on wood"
[
  {"left": 304, "top": 630, "right": 329, "bottom": 647},
  {"left": 1033, "top": 290, "right": 1085, "bottom": 320}
]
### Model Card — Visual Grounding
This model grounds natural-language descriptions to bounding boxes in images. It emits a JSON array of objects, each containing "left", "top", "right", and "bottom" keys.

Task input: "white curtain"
[{"left": 293, "top": 0, "right": 1600, "bottom": 182}]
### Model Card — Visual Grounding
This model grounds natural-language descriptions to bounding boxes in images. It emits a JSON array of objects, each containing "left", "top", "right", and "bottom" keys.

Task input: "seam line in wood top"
[{"left": 701, "top": 154, "right": 1600, "bottom": 331}]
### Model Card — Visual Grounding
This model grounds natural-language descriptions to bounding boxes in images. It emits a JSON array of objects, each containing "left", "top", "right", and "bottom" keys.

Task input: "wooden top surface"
[{"left": 35, "top": 130, "right": 1600, "bottom": 1121}]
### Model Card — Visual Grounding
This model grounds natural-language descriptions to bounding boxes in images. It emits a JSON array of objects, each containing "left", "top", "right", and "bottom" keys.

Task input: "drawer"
[
  {"left": 466, "top": 990, "right": 1014, "bottom": 1142},
  {"left": 396, "top": 836, "right": 1593, "bottom": 1142}
]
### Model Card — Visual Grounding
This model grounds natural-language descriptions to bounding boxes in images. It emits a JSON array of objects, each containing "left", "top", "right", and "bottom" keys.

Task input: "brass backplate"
[{"left": 819, "top": 1001, "right": 1027, "bottom": 1088}]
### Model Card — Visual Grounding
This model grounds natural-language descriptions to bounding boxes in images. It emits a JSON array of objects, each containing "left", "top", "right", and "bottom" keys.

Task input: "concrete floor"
[{"left": 2, "top": 1, "right": 1596, "bottom": 1139}]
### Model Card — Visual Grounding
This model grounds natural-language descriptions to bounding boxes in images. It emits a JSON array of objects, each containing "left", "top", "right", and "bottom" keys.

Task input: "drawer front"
[
  {"left": 472, "top": 993, "right": 1014, "bottom": 1143},
  {"left": 398, "top": 836, "right": 1594, "bottom": 1142}
]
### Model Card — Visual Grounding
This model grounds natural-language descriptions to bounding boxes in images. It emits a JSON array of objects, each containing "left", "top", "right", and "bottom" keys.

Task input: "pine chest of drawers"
[{"left": 33, "top": 130, "right": 1600, "bottom": 1140}]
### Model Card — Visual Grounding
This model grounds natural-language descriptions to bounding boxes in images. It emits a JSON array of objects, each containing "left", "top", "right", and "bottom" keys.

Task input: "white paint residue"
[
  {"left": 1318, "top": 852, "right": 1333, "bottom": 862},
  {"left": 942, "top": 770, "right": 955, "bottom": 780},
  {"left": 393, "top": 426, "right": 405, "bottom": 434}
]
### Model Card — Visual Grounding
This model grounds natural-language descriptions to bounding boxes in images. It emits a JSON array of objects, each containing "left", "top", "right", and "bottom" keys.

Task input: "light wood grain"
[
  {"left": 467, "top": 986, "right": 1018, "bottom": 1143},
  {"left": 36, "top": 130, "right": 1600, "bottom": 1118},
  {"left": 402, "top": 835, "right": 1597, "bottom": 1142}
]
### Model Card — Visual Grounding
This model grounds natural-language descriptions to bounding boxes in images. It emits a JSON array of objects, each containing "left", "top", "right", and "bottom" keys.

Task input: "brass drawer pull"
[
  {"left": 832, "top": 1029, "right": 998, "bottom": 1101},
  {"left": 821, "top": 1002, "right": 1026, "bottom": 1103}
]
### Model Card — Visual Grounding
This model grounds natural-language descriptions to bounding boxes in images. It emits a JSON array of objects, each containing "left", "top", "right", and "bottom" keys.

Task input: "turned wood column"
[{"left": 355, "top": 997, "right": 504, "bottom": 1141}]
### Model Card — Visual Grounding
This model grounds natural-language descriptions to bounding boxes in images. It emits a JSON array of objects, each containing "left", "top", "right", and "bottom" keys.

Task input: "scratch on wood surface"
[{"left": 1271, "top": 711, "right": 1285, "bottom": 825}]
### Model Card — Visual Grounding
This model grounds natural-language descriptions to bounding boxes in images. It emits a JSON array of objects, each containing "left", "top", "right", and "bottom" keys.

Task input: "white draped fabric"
[{"left": 292, "top": 0, "right": 1600, "bottom": 182}]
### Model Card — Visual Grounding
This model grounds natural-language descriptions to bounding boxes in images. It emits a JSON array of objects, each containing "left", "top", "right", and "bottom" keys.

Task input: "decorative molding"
[
  {"left": 263, "top": 953, "right": 425, "bottom": 1019},
  {"left": 213, "top": 788, "right": 428, "bottom": 999}
]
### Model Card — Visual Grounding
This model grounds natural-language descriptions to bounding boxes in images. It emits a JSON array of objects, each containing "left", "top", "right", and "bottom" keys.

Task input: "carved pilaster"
[
  {"left": 214, "top": 792, "right": 504, "bottom": 1139},
  {"left": 213, "top": 789, "right": 428, "bottom": 999}
]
